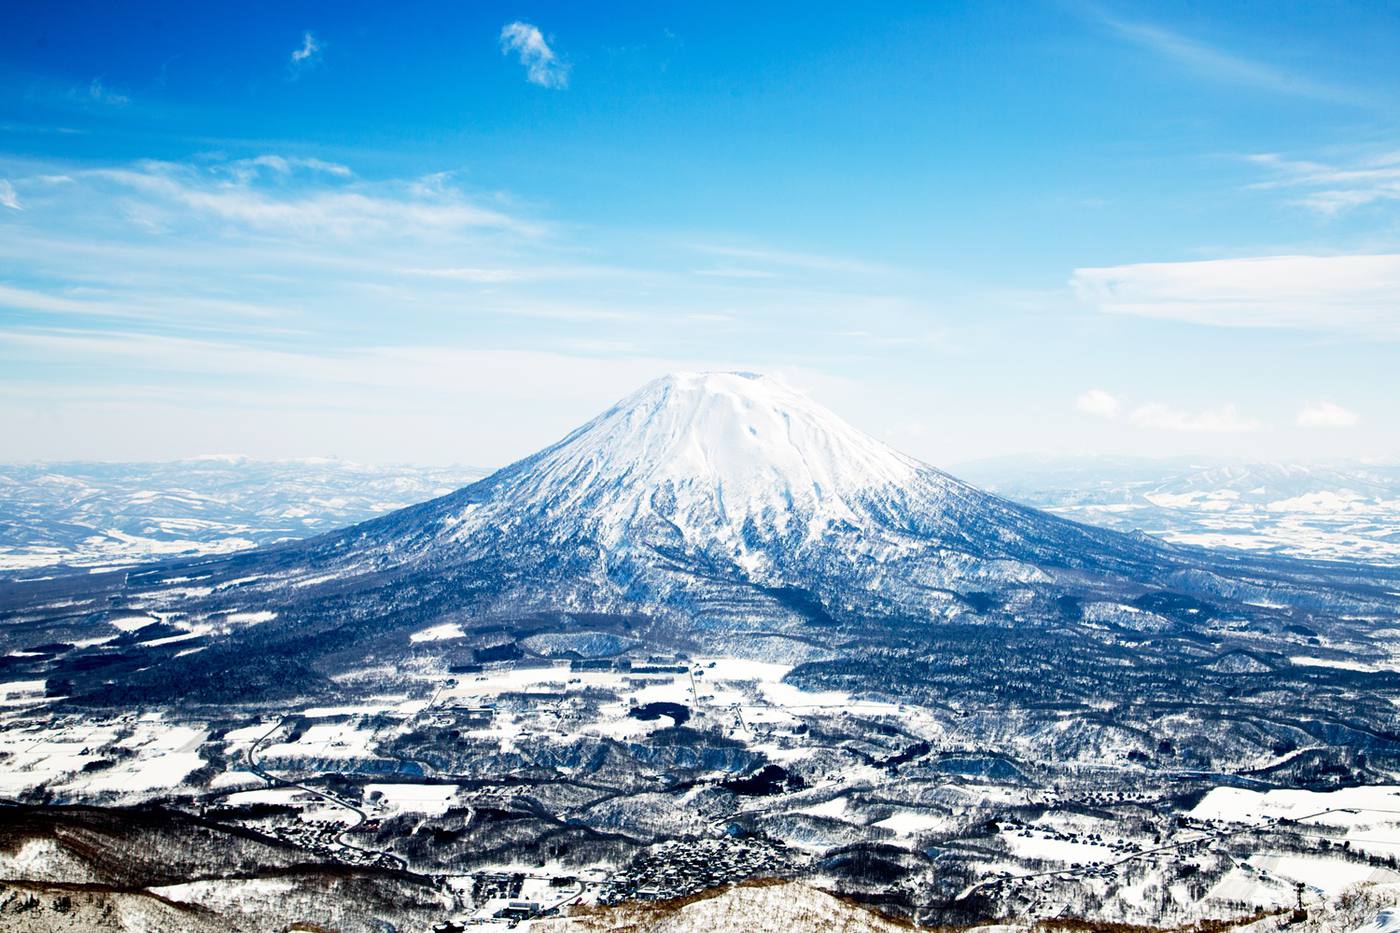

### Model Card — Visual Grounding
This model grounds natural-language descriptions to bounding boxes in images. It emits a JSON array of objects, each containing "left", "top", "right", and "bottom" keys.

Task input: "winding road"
[{"left": 244, "top": 716, "right": 407, "bottom": 871}]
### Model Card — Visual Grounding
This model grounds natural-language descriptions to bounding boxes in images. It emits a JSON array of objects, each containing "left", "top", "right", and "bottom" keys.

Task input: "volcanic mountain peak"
[
  {"left": 543, "top": 371, "right": 919, "bottom": 493},
  {"left": 459, "top": 371, "right": 955, "bottom": 548}
]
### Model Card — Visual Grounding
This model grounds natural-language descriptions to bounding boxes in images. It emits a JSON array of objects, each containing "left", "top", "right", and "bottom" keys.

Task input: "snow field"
[{"left": 365, "top": 782, "right": 460, "bottom": 816}]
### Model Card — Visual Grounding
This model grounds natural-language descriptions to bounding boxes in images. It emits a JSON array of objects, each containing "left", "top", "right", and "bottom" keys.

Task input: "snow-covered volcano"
[
  {"left": 492, "top": 371, "right": 925, "bottom": 541},
  {"left": 443, "top": 372, "right": 961, "bottom": 558},
  {"left": 313, "top": 370, "right": 1176, "bottom": 627},
  {"left": 29, "top": 370, "right": 1400, "bottom": 706}
]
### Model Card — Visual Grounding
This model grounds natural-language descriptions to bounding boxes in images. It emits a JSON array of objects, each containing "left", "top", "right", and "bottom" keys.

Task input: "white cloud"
[
  {"left": 1072, "top": 254, "right": 1400, "bottom": 337},
  {"left": 290, "top": 31, "right": 321, "bottom": 67},
  {"left": 1075, "top": 388, "right": 1122, "bottom": 419},
  {"left": 1297, "top": 400, "right": 1359, "bottom": 429},
  {"left": 1128, "top": 403, "right": 1261, "bottom": 433},
  {"left": 500, "top": 22, "right": 569, "bottom": 89},
  {"left": 0, "top": 180, "right": 20, "bottom": 211}
]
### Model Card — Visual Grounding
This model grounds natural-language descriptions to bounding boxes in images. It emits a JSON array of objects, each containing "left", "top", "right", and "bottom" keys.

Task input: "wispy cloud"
[
  {"left": 0, "top": 151, "right": 975, "bottom": 462},
  {"left": 1086, "top": 6, "right": 1361, "bottom": 105},
  {"left": 0, "top": 180, "right": 20, "bottom": 211},
  {"left": 0, "top": 326, "right": 739, "bottom": 461},
  {"left": 218, "top": 154, "right": 353, "bottom": 184},
  {"left": 688, "top": 243, "right": 890, "bottom": 277},
  {"left": 1297, "top": 400, "right": 1359, "bottom": 429},
  {"left": 0, "top": 153, "right": 587, "bottom": 356},
  {"left": 1075, "top": 388, "right": 1122, "bottom": 419},
  {"left": 691, "top": 266, "right": 781, "bottom": 280},
  {"left": 1128, "top": 402, "right": 1260, "bottom": 433},
  {"left": 500, "top": 22, "right": 569, "bottom": 89},
  {"left": 83, "top": 160, "right": 537, "bottom": 237},
  {"left": 1245, "top": 150, "right": 1400, "bottom": 215},
  {"left": 397, "top": 263, "right": 637, "bottom": 285},
  {"left": 86, "top": 77, "right": 131, "bottom": 107},
  {"left": 1072, "top": 254, "right": 1400, "bottom": 337},
  {"left": 0, "top": 282, "right": 294, "bottom": 328},
  {"left": 289, "top": 31, "right": 321, "bottom": 70}
]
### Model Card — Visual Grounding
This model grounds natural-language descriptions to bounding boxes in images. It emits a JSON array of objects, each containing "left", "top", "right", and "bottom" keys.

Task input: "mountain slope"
[
  {"left": 277, "top": 373, "right": 1180, "bottom": 620},
  {"left": 287, "top": 372, "right": 1391, "bottom": 628},
  {"left": 533, "top": 879, "right": 914, "bottom": 932}
]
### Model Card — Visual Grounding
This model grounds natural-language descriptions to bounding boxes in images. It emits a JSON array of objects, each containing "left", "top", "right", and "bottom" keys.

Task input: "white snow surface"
[
  {"left": 445, "top": 372, "right": 951, "bottom": 555},
  {"left": 365, "top": 782, "right": 459, "bottom": 816},
  {"left": 411, "top": 622, "right": 466, "bottom": 643}
]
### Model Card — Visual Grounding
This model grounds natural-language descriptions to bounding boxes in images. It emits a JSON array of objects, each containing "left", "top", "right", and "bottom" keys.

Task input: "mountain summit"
[
  {"left": 511, "top": 371, "right": 925, "bottom": 531},
  {"left": 440, "top": 371, "right": 952, "bottom": 558}
]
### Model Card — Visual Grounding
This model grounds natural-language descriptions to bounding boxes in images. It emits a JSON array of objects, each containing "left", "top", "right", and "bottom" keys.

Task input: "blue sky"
[{"left": 1, "top": 1, "right": 1397, "bottom": 466}]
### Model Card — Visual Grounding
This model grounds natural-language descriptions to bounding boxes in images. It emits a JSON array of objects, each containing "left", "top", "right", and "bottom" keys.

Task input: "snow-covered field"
[
  {"left": 1192, "top": 786, "right": 1400, "bottom": 860},
  {"left": 5, "top": 645, "right": 1400, "bottom": 929},
  {"left": 999, "top": 825, "right": 1118, "bottom": 866},
  {"left": 365, "top": 782, "right": 460, "bottom": 816}
]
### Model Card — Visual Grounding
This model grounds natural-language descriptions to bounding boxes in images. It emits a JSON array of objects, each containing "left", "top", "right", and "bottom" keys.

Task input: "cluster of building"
[
  {"left": 601, "top": 836, "right": 795, "bottom": 904},
  {"left": 267, "top": 819, "right": 398, "bottom": 869}
]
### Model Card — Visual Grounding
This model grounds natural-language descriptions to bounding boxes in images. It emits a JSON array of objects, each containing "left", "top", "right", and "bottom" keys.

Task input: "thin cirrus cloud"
[
  {"left": 1084, "top": 6, "right": 1363, "bottom": 105},
  {"left": 1072, "top": 254, "right": 1400, "bottom": 337},
  {"left": 1297, "top": 401, "right": 1360, "bottom": 429},
  {"left": 0, "top": 151, "right": 901, "bottom": 370},
  {"left": 80, "top": 161, "right": 537, "bottom": 238},
  {"left": 0, "top": 180, "right": 20, "bottom": 211},
  {"left": 1245, "top": 150, "right": 1400, "bottom": 215},
  {"left": 0, "top": 325, "right": 743, "bottom": 460},
  {"left": 217, "top": 154, "right": 354, "bottom": 185},
  {"left": 0, "top": 153, "right": 571, "bottom": 349},
  {"left": 0, "top": 283, "right": 297, "bottom": 327},
  {"left": 500, "top": 22, "right": 569, "bottom": 89},
  {"left": 688, "top": 243, "right": 892, "bottom": 277}
]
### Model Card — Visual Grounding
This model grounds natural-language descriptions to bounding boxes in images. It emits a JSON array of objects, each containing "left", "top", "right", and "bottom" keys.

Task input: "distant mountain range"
[
  {"left": 958, "top": 456, "right": 1400, "bottom": 566},
  {"left": 0, "top": 458, "right": 485, "bottom": 573}
]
